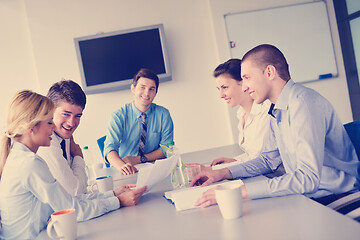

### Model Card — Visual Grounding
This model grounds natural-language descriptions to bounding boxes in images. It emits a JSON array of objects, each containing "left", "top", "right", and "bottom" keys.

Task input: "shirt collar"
[
  {"left": 53, "top": 132, "right": 65, "bottom": 144},
  {"left": 12, "top": 140, "right": 32, "bottom": 152},
  {"left": 274, "top": 79, "right": 295, "bottom": 111},
  {"left": 237, "top": 101, "right": 265, "bottom": 119},
  {"left": 131, "top": 101, "right": 154, "bottom": 118},
  {"left": 267, "top": 79, "right": 295, "bottom": 118}
]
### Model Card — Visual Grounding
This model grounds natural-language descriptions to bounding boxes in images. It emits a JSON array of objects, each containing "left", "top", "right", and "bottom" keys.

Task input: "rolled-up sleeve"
[{"left": 104, "top": 112, "right": 124, "bottom": 160}]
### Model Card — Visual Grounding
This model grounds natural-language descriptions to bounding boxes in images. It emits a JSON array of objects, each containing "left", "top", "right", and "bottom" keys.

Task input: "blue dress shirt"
[
  {"left": 103, "top": 102, "right": 174, "bottom": 164},
  {"left": 228, "top": 79, "right": 360, "bottom": 199},
  {"left": 0, "top": 141, "right": 119, "bottom": 239}
]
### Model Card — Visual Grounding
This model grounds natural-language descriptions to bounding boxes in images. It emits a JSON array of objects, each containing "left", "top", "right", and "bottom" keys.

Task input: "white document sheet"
[
  {"left": 164, "top": 179, "right": 244, "bottom": 211},
  {"left": 136, "top": 155, "right": 179, "bottom": 192}
]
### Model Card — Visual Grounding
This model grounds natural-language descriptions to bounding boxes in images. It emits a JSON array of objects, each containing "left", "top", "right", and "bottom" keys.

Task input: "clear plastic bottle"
[
  {"left": 83, "top": 146, "right": 103, "bottom": 182},
  {"left": 83, "top": 146, "right": 94, "bottom": 166},
  {"left": 168, "top": 141, "right": 188, "bottom": 189}
]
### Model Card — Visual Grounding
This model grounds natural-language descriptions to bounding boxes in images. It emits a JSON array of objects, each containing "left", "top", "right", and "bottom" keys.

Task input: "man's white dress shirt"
[{"left": 37, "top": 133, "right": 87, "bottom": 196}]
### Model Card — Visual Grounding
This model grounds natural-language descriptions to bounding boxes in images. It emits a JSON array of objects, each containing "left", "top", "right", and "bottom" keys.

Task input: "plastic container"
[
  {"left": 167, "top": 141, "right": 188, "bottom": 189},
  {"left": 83, "top": 146, "right": 103, "bottom": 182}
]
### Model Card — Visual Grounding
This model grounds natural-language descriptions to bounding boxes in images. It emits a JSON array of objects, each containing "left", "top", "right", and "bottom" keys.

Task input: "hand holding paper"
[{"left": 136, "top": 155, "right": 179, "bottom": 192}]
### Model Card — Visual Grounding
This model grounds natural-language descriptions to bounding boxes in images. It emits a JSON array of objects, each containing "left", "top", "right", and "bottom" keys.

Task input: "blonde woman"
[{"left": 0, "top": 90, "right": 146, "bottom": 239}]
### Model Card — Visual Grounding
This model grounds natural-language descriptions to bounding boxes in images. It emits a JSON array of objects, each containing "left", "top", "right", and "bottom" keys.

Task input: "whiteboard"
[{"left": 225, "top": 1, "right": 337, "bottom": 83}]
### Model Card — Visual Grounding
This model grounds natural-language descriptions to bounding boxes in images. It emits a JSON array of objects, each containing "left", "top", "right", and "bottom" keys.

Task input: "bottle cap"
[
  {"left": 168, "top": 141, "right": 174, "bottom": 146},
  {"left": 83, "top": 146, "right": 89, "bottom": 150}
]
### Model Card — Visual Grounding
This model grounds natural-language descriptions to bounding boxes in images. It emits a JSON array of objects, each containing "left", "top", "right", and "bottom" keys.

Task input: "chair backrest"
[
  {"left": 344, "top": 120, "right": 360, "bottom": 160},
  {"left": 97, "top": 136, "right": 110, "bottom": 167}
]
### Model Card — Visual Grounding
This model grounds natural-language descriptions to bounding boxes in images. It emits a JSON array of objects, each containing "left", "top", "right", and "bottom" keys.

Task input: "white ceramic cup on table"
[
  {"left": 91, "top": 175, "right": 113, "bottom": 193},
  {"left": 215, "top": 182, "right": 243, "bottom": 219},
  {"left": 47, "top": 209, "right": 77, "bottom": 240}
]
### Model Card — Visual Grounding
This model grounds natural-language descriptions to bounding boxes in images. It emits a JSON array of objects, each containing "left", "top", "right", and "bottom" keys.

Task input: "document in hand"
[
  {"left": 164, "top": 179, "right": 244, "bottom": 211},
  {"left": 136, "top": 155, "right": 179, "bottom": 192}
]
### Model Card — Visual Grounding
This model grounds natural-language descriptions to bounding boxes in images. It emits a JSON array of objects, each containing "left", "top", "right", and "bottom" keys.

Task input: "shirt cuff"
[
  {"left": 245, "top": 178, "right": 270, "bottom": 199},
  {"left": 105, "top": 195, "right": 121, "bottom": 210}
]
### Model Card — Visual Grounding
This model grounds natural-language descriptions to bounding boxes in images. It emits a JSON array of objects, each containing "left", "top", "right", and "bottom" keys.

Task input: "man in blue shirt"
[
  {"left": 104, "top": 68, "right": 174, "bottom": 175},
  {"left": 192, "top": 44, "right": 359, "bottom": 207}
]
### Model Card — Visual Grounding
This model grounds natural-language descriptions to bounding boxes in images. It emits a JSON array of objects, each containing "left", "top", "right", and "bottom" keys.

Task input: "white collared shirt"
[
  {"left": 229, "top": 80, "right": 359, "bottom": 199},
  {"left": 212, "top": 101, "right": 271, "bottom": 170},
  {"left": 235, "top": 100, "right": 272, "bottom": 161},
  {"left": 37, "top": 133, "right": 87, "bottom": 196},
  {"left": 0, "top": 141, "right": 119, "bottom": 239}
]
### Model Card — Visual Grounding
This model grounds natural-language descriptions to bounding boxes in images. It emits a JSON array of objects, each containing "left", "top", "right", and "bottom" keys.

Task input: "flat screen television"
[{"left": 74, "top": 24, "right": 171, "bottom": 94}]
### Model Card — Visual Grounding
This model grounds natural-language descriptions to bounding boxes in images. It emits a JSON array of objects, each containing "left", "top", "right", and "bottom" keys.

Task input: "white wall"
[
  {"left": 21, "top": 0, "right": 232, "bottom": 159},
  {"left": 0, "top": 0, "right": 38, "bottom": 132},
  {"left": 209, "top": 0, "right": 353, "bottom": 142},
  {"left": 0, "top": 0, "right": 353, "bottom": 161}
]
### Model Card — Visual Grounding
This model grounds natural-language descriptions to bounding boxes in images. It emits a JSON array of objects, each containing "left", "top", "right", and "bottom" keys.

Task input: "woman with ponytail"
[{"left": 0, "top": 90, "right": 146, "bottom": 239}]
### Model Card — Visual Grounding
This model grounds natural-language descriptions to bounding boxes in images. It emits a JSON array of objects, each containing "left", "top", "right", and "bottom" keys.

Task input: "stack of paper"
[
  {"left": 136, "top": 155, "right": 179, "bottom": 192},
  {"left": 164, "top": 179, "right": 244, "bottom": 211}
]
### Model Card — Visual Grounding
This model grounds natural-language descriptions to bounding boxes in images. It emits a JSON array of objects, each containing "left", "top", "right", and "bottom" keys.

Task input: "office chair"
[
  {"left": 97, "top": 136, "right": 110, "bottom": 167},
  {"left": 326, "top": 120, "right": 360, "bottom": 222},
  {"left": 344, "top": 120, "right": 360, "bottom": 159}
]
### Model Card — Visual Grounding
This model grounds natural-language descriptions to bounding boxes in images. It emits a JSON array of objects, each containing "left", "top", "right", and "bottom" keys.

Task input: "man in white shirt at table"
[
  {"left": 191, "top": 44, "right": 360, "bottom": 208},
  {"left": 38, "top": 80, "right": 88, "bottom": 196}
]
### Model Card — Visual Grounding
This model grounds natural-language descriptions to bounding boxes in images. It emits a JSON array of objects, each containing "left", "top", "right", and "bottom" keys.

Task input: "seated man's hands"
[
  {"left": 195, "top": 184, "right": 249, "bottom": 208},
  {"left": 210, "top": 157, "right": 236, "bottom": 166},
  {"left": 120, "top": 162, "right": 138, "bottom": 175},
  {"left": 186, "top": 163, "right": 211, "bottom": 172},
  {"left": 113, "top": 184, "right": 136, "bottom": 196},
  {"left": 115, "top": 185, "right": 147, "bottom": 207},
  {"left": 195, "top": 187, "right": 218, "bottom": 208},
  {"left": 189, "top": 168, "right": 233, "bottom": 187}
]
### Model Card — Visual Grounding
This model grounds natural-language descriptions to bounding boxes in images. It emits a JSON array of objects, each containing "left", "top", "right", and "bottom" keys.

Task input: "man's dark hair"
[
  {"left": 47, "top": 80, "right": 87, "bottom": 109},
  {"left": 242, "top": 44, "right": 291, "bottom": 81},
  {"left": 133, "top": 68, "right": 159, "bottom": 93}
]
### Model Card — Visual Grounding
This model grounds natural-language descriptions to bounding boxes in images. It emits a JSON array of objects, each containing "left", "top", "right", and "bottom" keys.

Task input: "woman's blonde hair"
[{"left": 0, "top": 90, "right": 54, "bottom": 178}]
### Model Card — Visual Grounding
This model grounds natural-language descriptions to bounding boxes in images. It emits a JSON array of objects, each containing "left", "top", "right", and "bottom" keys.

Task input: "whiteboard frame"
[{"left": 224, "top": 0, "right": 338, "bottom": 83}]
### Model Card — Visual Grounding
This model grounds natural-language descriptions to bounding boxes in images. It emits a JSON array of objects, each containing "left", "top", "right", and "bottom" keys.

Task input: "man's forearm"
[
  {"left": 144, "top": 149, "right": 165, "bottom": 162},
  {"left": 107, "top": 150, "right": 126, "bottom": 170}
]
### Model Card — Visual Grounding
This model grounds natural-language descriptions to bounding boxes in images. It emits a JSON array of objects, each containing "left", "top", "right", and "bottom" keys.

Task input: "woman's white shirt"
[
  {"left": 212, "top": 100, "right": 271, "bottom": 170},
  {"left": 0, "top": 141, "right": 119, "bottom": 239}
]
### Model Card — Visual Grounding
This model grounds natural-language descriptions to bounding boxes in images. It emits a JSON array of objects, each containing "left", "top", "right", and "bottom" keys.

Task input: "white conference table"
[{"left": 37, "top": 144, "right": 360, "bottom": 240}]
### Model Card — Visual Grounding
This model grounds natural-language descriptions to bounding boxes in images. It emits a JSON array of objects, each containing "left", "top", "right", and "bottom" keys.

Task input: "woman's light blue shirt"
[
  {"left": 0, "top": 141, "right": 119, "bottom": 239},
  {"left": 229, "top": 79, "right": 360, "bottom": 199},
  {"left": 104, "top": 102, "right": 174, "bottom": 163}
]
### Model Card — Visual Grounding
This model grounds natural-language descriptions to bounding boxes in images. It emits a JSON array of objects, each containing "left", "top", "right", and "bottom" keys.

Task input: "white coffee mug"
[
  {"left": 215, "top": 182, "right": 243, "bottom": 219},
  {"left": 91, "top": 175, "right": 113, "bottom": 193},
  {"left": 47, "top": 209, "right": 77, "bottom": 240}
]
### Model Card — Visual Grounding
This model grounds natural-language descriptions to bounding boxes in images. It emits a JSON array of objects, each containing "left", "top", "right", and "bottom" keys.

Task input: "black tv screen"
[{"left": 74, "top": 24, "right": 171, "bottom": 94}]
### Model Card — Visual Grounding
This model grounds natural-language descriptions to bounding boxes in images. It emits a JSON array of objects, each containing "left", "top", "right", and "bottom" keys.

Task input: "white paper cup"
[
  {"left": 47, "top": 209, "right": 77, "bottom": 240},
  {"left": 215, "top": 183, "right": 243, "bottom": 219},
  {"left": 91, "top": 175, "right": 113, "bottom": 193}
]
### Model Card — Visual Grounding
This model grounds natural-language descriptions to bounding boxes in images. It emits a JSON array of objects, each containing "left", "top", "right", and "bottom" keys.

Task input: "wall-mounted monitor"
[{"left": 74, "top": 24, "right": 171, "bottom": 94}]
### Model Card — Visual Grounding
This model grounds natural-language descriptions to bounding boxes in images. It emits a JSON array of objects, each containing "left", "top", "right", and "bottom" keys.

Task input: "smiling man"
[
  {"left": 37, "top": 80, "right": 87, "bottom": 196},
  {"left": 104, "top": 68, "right": 174, "bottom": 175},
  {"left": 191, "top": 44, "right": 359, "bottom": 210}
]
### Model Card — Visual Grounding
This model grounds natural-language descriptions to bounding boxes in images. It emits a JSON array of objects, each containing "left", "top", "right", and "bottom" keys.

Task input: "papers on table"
[
  {"left": 136, "top": 155, "right": 179, "bottom": 192},
  {"left": 164, "top": 179, "right": 244, "bottom": 211}
]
